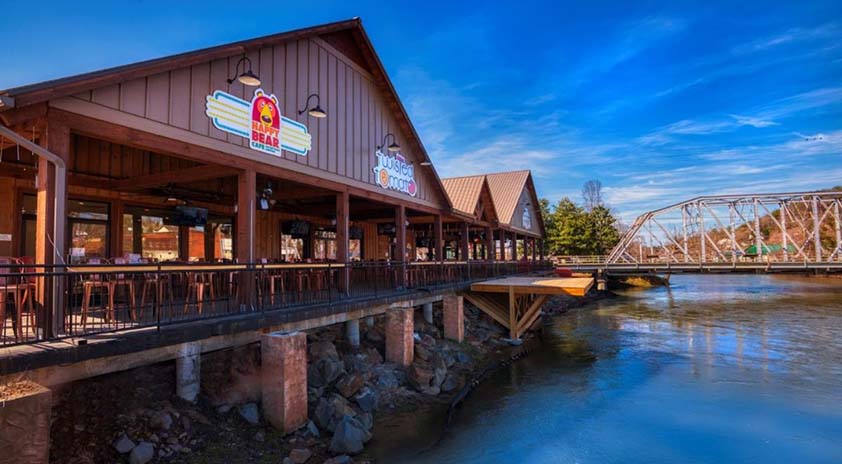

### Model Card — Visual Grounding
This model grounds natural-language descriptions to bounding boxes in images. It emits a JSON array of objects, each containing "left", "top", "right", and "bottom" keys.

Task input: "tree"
[
  {"left": 581, "top": 179, "right": 604, "bottom": 211},
  {"left": 540, "top": 196, "right": 621, "bottom": 257}
]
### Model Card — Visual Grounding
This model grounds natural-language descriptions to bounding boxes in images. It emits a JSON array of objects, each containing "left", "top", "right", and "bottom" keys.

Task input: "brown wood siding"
[{"left": 68, "top": 37, "right": 441, "bottom": 207}]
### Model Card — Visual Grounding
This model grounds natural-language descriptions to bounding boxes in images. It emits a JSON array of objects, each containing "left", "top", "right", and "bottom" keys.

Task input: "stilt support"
[
  {"left": 261, "top": 331, "right": 308, "bottom": 434},
  {"left": 385, "top": 307, "right": 414, "bottom": 366},
  {"left": 443, "top": 295, "right": 464, "bottom": 342},
  {"left": 176, "top": 342, "right": 201, "bottom": 403}
]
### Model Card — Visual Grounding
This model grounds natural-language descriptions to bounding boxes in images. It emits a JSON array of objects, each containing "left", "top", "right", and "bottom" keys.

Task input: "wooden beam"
[
  {"left": 463, "top": 293, "right": 510, "bottom": 328},
  {"left": 111, "top": 164, "right": 239, "bottom": 191},
  {"left": 434, "top": 214, "right": 443, "bottom": 262},
  {"left": 508, "top": 287, "right": 517, "bottom": 339},
  {"left": 460, "top": 222, "right": 470, "bottom": 261},
  {"left": 486, "top": 226, "right": 495, "bottom": 261},
  {"left": 236, "top": 170, "right": 256, "bottom": 262},
  {"left": 336, "top": 192, "right": 350, "bottom": 292},
  {"left": 516, "top": 295, "right": 548, "bottom": 337}
]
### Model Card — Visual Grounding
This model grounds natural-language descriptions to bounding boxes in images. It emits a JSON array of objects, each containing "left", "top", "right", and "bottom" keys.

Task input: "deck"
[{"left": 466, "top": 276, "right": 594, "bottom": 340}]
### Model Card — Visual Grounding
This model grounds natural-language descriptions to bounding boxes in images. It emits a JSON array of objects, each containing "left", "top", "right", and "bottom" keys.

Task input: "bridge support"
[
  {"left": 345, "top": 319, "right": 360, "bottom": 348},
  {"left": 175, "top": 342, "right": 201, "bottom": 403},
  {"left": 385, "top": 307, "right": 414, "bottom": 366},
  {"left": 261, "top": 331, "right": 308, "bottom": 434},
  {"left": 422, "top": 302, "right": 434, "bottom": 325},
  {"left": 0, "top": 381, "right": 52, "bottom": 464},
  {"left": 443, "top": 295, "right": 464, "bottom": 342}
]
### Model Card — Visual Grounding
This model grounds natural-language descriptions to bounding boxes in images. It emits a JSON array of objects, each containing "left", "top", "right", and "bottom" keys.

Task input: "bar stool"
[
  {"left": 0, "top": 258, "right": 35, "bottom": 341},
  {"left": 139, "top": 261, "right": 175, "bottom": 322},
  {"left": 80, "top": 257, "right": 111, "bottom": 330},
  {"left": 184, "top": 272, "right": 215, "bottom": 315},
  {"left": 110, "top": 257, "right": 137, "bottom": 322}
]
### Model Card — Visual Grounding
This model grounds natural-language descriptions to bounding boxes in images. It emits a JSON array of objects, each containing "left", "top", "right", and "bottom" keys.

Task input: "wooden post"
[
  {"left": 236, "top": 170, "right": 256, "bottom": 262},
  {"left": 110, "top": 200, "right": 123, "bottom": 258},
  {"left": 512, "top": 233, "right": 519, "bottom": 261},
  {"left": 539, "top": 238, "right": 545, "bottom": 261},
  {"left": 508, "top": 286, "right": 517, "bottom": 339},
  {"left": 498, "top": 229, "right": 506, "bottom": 260},
  {"left": 336, "top": 192, "right": 350, "bottom": 292},
  {"left": 531, "top": 237, "right": 537, "bottom": 261},
  {"left": 237, "top": 170, "right": 256, "bottom": 307},
  {"left": 131, "top": 214, "right": 143, "bottom": 254},
  {"left": 36, "top": 121, "right": 69, "bottom": 337},
  {"left": 434, "top": 214, "right": 443, "bottom": 262},
  {"left": 485, "top": 226, "right": 494, "bottom": 261},
  {"left": 460, "top": 222, "right": 470, "bottom": 261},
  {"left": 395, "top": 205, "right": 406, "bottom": 286}
]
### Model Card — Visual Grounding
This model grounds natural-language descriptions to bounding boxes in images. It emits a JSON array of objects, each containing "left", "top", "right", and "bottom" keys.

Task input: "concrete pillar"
[
  {"left": 176, "top": 342, "right": 201, "bottom": 403},
  {"left": 365, "top": 316, "right": 375, "bottom": 328},
  {"left": 0, "top": 381, "right": 52, "bottom": 464},
  {"left": 443, "top": 295, "right": 464, "bottom": 342},
  {"left": 346, "top": 319, "right": 360, "bottom": 348},
  {"left": 261, "top": 331, "right": 308, "bottom": 434},
  {"left": 422, "top": 302, "right": 433, "bottom": 325},
  {"left": 385, "top": 307, "right": 414, "bottom": 366}
]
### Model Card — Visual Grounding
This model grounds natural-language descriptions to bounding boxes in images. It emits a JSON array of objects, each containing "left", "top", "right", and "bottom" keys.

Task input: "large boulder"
[
  {"left": 314, "top": 394, "right": 356, "bottom": 432},
  {"left": 373, "top": 365, "right": 400, "bottom": 389},
  {"left": 238, "top": 403, "right": 260, "bottom": 425},
  {"left": 308, "top": 358, "right": 345, "bottom": 388},
  {"left": 336, "top": 373, "right": 365, "bottom": 398},
  {"left": 129, "top": 442, "right": 155, "bottom": 464},
  {"left": 441, "top": 373, "right": 462, "bottom": 393},
  {"left": 353, "top": 386, "right": 379, "bottom": 412},
  {"left": 408, "top": 365, "right": 434, "bottom": 392},
  {"left": 329, "top": 415, "right": 372, "bottom": 455},
  {"left": 309, "top": 341, "right": 340, "bottom": 361}
]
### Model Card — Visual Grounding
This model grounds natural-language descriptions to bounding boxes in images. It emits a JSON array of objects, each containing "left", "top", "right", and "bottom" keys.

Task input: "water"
[{"left": 369, "top": 275, "right": 842, "bottom": 463}]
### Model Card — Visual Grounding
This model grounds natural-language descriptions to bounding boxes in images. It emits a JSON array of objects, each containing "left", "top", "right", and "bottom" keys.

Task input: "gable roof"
[
  {"left": 441, "top": 175, "right": 498, "bottom": 222},
  {"left": 0, "top": 18, "right": 453, "bottom": 209},
  {"left": 485, "top": 170, "right": 531, "bottom": 223}
]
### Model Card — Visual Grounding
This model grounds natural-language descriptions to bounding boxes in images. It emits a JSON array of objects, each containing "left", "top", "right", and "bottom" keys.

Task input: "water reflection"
[{"left": 369, "top": 275, "right": 842, "bottom": 463}]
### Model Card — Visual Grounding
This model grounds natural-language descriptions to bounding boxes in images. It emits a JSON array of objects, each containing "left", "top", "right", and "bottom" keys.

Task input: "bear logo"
[{"left": 251, "top": 89, "right": 280, "bottom": 131}]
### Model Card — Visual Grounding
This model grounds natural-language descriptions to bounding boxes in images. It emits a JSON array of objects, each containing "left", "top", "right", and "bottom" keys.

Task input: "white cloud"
[{"left": 730, "top": 114, "right": 779, "bottom": 128}]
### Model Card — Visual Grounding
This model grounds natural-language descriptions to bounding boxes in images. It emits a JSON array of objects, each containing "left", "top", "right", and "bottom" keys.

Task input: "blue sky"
[{"left": 3, "top": 1, "right": 841, "bottom": 221}]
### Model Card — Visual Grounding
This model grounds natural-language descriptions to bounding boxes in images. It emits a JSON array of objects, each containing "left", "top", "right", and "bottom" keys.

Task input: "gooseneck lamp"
[
  {"left": 378, "top": 133, "right": 401, "bottom": 152},
  {"left": 227, "top": 55, "right": 261, "bottom": 87},
  {"left": 298, "top": 93, "right": 327, "bottom": 118}
]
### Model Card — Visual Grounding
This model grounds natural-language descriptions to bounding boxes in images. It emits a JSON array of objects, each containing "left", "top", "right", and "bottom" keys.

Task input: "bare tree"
[{"left": 582, "top": 179, "right": 604, "bottom": 211}]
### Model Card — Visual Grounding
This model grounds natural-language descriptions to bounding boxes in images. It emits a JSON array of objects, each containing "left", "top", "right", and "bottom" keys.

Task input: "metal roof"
[
  {"left": 485, "top": 170, "right": 531, "bottom": 224},
  {"left": 441, "top": 175, "right": 486, "bottom": 216}
]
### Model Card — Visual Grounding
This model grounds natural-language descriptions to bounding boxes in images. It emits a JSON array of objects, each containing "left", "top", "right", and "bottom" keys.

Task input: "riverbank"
[{"left": 47, "top": 291, "right": 611, "bottom": 464}]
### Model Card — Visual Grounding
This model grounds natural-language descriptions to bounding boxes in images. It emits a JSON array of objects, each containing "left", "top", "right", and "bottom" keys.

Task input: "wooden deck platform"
[{"left": 466, "top": 276, "right": 594, "bottom": 339}]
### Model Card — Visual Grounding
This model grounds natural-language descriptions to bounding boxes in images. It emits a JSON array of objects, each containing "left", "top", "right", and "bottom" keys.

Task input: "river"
[{"left": 366, "top": 274, "right": 842, "bottom": 463}]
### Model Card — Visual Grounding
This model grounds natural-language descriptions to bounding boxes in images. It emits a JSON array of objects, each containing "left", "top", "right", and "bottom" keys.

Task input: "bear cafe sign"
[
  {"left": 372, "top": 150, "right": 418, "bottom": 197},
  {"left": 205, "top": 88, "right": 312, "bottom": 156}
]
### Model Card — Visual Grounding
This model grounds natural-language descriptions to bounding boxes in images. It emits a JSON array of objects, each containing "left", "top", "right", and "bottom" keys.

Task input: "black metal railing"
[{"left": 0, "top": 259, "right": 552, "bottom": 346}]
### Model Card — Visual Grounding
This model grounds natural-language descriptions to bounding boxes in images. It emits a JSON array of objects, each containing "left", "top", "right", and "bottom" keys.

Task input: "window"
[
  {"left": 281, "top": 235, "right": 304, "bottom": 262},
  {"left": 313, "top": 229, "right": 337, "bottom": 261}
]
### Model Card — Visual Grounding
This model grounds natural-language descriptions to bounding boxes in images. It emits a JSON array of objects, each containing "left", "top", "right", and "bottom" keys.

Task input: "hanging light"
[
  {"left": 419, "top": 160, "right": 432, "bottom": 166},
  {"left": 298, "top": 93, "right": 327, "bottom": 118},
  {"left": 378, "top": 133, "right": 400, "bottom": 152},
  {"left": 227, "top": 54, "right": 261, "bottom": 87}
]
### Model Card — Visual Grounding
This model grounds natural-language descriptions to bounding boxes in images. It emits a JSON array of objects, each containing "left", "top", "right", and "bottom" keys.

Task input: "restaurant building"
[
  {"left": 0, "top": 18, "right": 547, "bottom": 346},
  {"left": 0, "top": 20, "right": 562, "bottom": 461}
]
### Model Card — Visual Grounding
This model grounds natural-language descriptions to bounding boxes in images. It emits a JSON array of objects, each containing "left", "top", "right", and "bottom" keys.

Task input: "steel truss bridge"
[{"left": 559, "top": 191, "right": 842, "bottom": 274}]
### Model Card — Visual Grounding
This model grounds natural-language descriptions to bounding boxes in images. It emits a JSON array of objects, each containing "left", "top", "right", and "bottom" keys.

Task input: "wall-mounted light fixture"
[
  {"left": 298, "top": 93, "right": 327, "bottom": 118},
  {"left": 227, "top": 54, "right": 261, "bottom": 87},
  {"left": 419, "top": 160, "right": 432, "bottom": 166},
  {"left": 378, "top": 133, "right": 400, "bottom": 152}
]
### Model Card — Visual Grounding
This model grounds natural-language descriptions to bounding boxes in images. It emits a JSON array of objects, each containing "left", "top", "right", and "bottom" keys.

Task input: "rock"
[
  {"left": 419, "top": 333, "right": 436, "bottom": 347},
  {"left": 315, "top": 394, "right": 356, "bottom": 432},
  {"left": 373, "top": 365, "right": 400, "bottom": 389},
  {"left": 283, "top": 458, "right": 293, "bottom": 464},
  {"left": 324, "top": 456, "right": 352, "bottom": 464},
  {"left": 253, "top": 430, "right": 265, "bottom": 442},
  {"left": 336, "top": 373, "right": 365, "bottom": 398},
  {"left": 216, "top": 404, "right": 232, "bottom": 414},
  {"left": 289, "top": 448, "right": 313, "bottom": 463},
  {"left": 306, "top": 420, "right": 320, "bottom": 438},
  {"left": 309, "top": 358, "right": 346, "bottom": 388},
  {"left": 309, "top": 341, "right": 340, "bottom": 361},
  {"left": 330, "top": 415, "right": 372, "bottom": 455},
  {"left": 408, "top": 365, "right": 434, "bottom": 391},
  {"left": 432, "top": 357, "right": 448, "bottom": 389},
  {"left": 150, "top": 411, "right": 173, "bottom": 431},
  {"left": 129, "top": 442, "right": 155, "bottom": 464},
  {"left": 365, "top": 328, "right": 383, "bottom": 343},
  {"left": 113, "top": 434, "right": 136, "bottom": 454},
  {"left": 441, "top": 373, "right": 462, "bottom": 393},
  {"left": 363, "top": 347, "right": 383, "bottom": 365},
  {"left": 357, "top": 412, "right": 373, "bottom": 432},
  {"left": 238, "top": 403, "right": 260, "bottom": 425},
  {"left": 308, "top": 386, "right": 325, "bottom": 404},
  {"left": 455, "top": 351, "right": 472, "bottom": 364},
  {"left": 414, "top": 344, "right": 433, "bottom": 362},
  {"left": 353, "top": 387, "right": 379, "bottom": 412}
]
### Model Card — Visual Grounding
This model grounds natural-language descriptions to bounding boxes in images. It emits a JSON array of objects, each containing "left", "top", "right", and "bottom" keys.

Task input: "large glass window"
[
  {"left": 140, "top": 215, "right": 179, "bottom": 262},
  {"left": 21, "top": 195, "right": 110, "bottom": 263},
  {"left": 313, "top": 229, "right": 337, "bottom": 261},
  {"left": 281, "top": 235, "right": 304, "bottom": 262}
]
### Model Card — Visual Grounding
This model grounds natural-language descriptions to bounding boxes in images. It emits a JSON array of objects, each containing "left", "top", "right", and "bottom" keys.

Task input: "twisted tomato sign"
[{"left": 372, "top": 150, "right": 417, "bottom": 197}]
